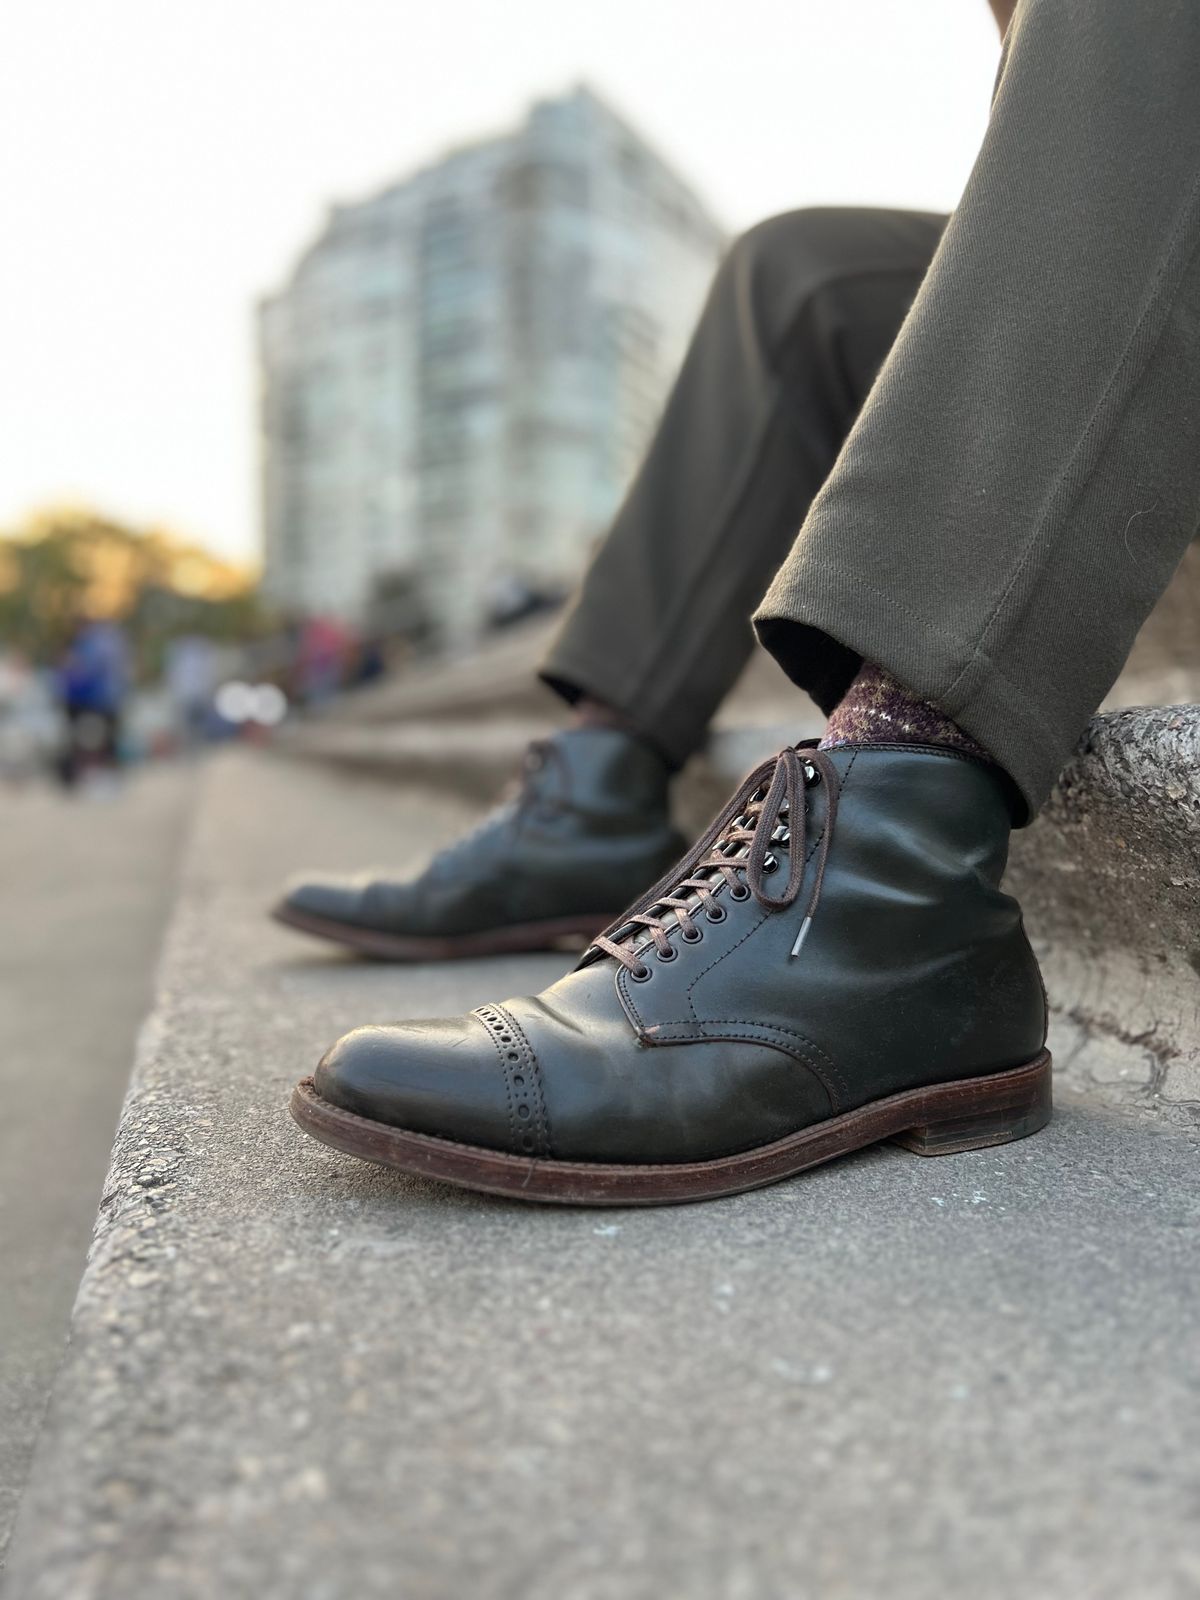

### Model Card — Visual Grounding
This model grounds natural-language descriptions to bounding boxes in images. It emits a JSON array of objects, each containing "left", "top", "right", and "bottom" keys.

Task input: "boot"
[
  {"left": 291, "top": 743, "right": 1050, "bottom": 1202},
  {"left": 273, "top": 726, "right": 685, "bottom": 961}
]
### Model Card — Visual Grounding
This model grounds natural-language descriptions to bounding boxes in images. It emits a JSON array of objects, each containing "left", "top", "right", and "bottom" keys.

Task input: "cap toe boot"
[
  {"left": 293, "top": 743, "right": 1051, "bottom": 1204},
  {"left": 273, "top": 726, "right": 685, "bottom": 960}
]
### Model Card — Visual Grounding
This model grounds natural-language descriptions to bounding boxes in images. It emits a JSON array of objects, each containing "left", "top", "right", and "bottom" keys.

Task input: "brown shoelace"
[{"left": 593, "top": 744, "right": 839, "bottom": 977}]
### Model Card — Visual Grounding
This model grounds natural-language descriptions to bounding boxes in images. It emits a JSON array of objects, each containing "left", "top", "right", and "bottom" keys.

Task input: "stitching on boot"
[
  {"left": 644, "top": 1023, "right": 843, "bottom": 1113},
  {"left": 648, "top": 1020, "right": 846, "bottom": 1108}
]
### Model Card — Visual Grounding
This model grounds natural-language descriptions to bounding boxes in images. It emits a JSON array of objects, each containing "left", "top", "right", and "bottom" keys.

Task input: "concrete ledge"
[
  {"left": 309, "top": 615, "right": 564, "bottom": 727},
  {"left": 278, "top": 716, "right": 560, "bottom": 803},
  {"left": 1007, "top": 705, "right": 1200, "bottom": 1123}
]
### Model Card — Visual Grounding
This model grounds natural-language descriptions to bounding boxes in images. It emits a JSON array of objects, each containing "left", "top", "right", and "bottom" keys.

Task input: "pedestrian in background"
[{"left": 55, "top": 618, "right": 130, "bottom": 789}]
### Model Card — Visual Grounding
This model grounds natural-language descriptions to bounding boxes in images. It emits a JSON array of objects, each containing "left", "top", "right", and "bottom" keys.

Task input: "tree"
[{"left": 0, "top": 507, "right": 266, "bottom": 672}]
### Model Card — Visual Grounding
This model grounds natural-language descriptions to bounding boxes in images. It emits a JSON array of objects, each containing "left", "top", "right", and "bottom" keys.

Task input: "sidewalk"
[
  {"left": 0, "top": 764, "right": 194, "bottom": 1564},
  {"left": 7, "top": 749, "right": 1199, "bottom": 1598}
]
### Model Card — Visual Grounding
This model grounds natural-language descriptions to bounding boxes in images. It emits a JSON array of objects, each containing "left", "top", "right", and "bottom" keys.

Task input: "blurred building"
[{"left": 258, "top": 85, "right": 726, "bottom": 645}]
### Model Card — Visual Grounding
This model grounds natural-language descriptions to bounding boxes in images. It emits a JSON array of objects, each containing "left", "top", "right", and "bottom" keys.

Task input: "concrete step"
[
  {"left": 1008, "top": 705, "right": 1200, "bottom": 1122},
  {"left": 313, "top": 614, "right": 564, "bottom": 728},
  {"left": 5, "top": 747, "right": 1200, "bottom": 1598}
]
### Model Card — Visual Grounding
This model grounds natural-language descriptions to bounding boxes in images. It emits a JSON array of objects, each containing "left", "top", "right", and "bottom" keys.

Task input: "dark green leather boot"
[
  {"left": 291, "top": 742, "right": 1051, "bottom": 1203},
  {"left": 273, "top": 726, "right": 685, "bottom": 960}
]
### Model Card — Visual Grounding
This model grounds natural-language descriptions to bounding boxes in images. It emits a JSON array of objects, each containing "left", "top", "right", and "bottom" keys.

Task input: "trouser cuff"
[
  {"left": 753, "top": 557, "right": 1043, "bottom": 822},
  {"left": 537, "top": 643, "right": 703, "bottom": 772}
]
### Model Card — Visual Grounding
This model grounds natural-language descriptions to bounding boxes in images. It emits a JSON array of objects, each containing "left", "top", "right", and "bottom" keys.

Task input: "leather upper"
[
  {"left": 315, "top": 744, "right": 1048, "bottom": 1164},
  {"left": 282, "top": 726, "right": 685, "bottom": 937}
]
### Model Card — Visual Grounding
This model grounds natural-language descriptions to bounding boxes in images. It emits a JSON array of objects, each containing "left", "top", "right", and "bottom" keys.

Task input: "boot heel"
[{"left": 891, "top": 1054, "right": 1052, "bottom": 1157}]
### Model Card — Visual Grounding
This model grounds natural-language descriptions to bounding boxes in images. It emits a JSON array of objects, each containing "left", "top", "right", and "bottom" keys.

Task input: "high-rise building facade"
[{"left": 259, "top": 86, "right": 725, "bottom": 644}]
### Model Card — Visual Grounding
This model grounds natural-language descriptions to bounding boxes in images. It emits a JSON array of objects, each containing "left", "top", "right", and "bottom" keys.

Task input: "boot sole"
[
  {"left": 271, "top": 902, "right": 615, "bottom": 961},
  {"left": 289, "top": 1050, "right": 1052, "bottom": 1206}
]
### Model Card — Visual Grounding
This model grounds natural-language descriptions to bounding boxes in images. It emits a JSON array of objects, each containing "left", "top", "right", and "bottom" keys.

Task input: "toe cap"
[
  {"left": 280, "top": 872, "right": 371, "bottom": 927},
  {"left": 314, "top": 1014, "right": 522, "bottom": 1153}
]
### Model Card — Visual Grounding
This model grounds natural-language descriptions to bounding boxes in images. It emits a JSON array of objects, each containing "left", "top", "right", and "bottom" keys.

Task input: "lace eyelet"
[
  {"left": 706, "top": 905, "right": 727, "bottom": 924},
  {"left": 729, "top": 884, "right": 751, "bottom": 902},
  {"left": 680, "top": 926, "right": 703, "bottom": 944},
  {"left": 630, "top": 963, "right": 652, "bottom": 982},
  {"left": 656, "top": 946, "right": 677, "bottom": 963}
]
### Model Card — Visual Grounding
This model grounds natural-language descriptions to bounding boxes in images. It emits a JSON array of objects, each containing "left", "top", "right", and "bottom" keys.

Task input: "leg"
[
  {"left": 541, "top": 207, "right": 945, "bottom": 765},
  {"left": 58, "top": 705, "right": 84, "bottom": 789},
  {"left": 276, "top": 209, "right": 943, "bottom": 957},
  {"left": 101, "top": 710, "right": 121, "bottom": 769},
  {"left": 755, "top": 0, "right": 1200, "bottom": 818},
  {"left": 299, "top": 0, "right": 1199, "bottom": 1203}
]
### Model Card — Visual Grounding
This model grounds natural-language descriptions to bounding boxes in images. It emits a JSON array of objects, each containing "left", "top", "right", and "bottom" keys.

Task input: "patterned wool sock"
[{"left": 819, "top": 662, "right": 989, "bottom": 759}]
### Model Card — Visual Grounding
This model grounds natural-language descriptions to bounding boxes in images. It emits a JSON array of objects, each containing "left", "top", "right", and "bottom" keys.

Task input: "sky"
[{"left": 0, "top": 0, "right": 1001, "bottom": 566}]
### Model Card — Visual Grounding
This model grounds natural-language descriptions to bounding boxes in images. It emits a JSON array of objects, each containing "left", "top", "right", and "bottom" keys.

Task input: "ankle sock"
[
  {"left": 819, "top": 662, "right": 989, "bottom": 759},
  {"left": 572, "top": 695, "right": 639, "bottom": 736}
]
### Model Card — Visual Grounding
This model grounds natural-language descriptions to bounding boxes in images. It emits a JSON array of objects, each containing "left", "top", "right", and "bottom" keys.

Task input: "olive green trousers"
[{"left": 543, "top": 0, "right": 1200, "bottom": 818}]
